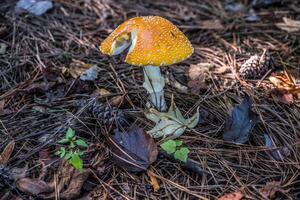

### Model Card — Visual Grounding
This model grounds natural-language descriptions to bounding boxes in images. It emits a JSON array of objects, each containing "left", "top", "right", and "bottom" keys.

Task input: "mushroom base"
[{"left": 143, "top": 65, "right": 166, "bottom": 111}]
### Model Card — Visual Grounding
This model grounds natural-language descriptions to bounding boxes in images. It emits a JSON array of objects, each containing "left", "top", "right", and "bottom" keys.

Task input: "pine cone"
[
  {"left": 75, "top": 100, "right": 125, "bottom": 125},
  {"left": 239, "top": 54, "right": 273, "bottom": 79}
]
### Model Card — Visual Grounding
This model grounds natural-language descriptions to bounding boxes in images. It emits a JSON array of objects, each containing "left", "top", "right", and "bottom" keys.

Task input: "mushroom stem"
[{"left": 143, "top": 65, "right": 167, "bottom": 111}]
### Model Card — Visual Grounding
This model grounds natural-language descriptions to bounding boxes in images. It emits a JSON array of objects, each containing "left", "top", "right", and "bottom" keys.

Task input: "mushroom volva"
[{"left": 100, "top": 16, "right": 193, "bottom": 111}]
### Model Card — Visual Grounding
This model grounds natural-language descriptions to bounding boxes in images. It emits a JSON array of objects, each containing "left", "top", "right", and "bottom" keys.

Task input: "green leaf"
[
  {"left": 66, "top": 128, "right": 75, "bottom": 139},
  {"left": 75, "top": 139, "right": 88, "bottom": 148},
  {"left": 174, "top": 140, "right": 183, "bottom": 147},
  {"left": 58, "top": 138, "right": 70, "bottom": 144},
  {"left": 174, "top": 147, "right": 190, "bottom": 163},
  {"left": 160, "top": 140, "right": 176, "bottom": 154},
  {"left": 69, "top": 153, "right": 83, "bottom": 171},
  {"left": 64, "top": 152, "right": 72, "bottom": 160},
  {"left": 60, "top": 147, "right": 66, "bottom": 158},
  {"left": 54, "top": 150, "right": 61, "bottom": 156}
]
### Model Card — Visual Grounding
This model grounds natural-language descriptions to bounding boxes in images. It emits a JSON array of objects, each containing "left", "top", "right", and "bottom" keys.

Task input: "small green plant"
[
  {"left": 55, "top": 127, "right": 88, "bottom": 171},
  {"left": 160, "top": 139, "right": 190, "bottom": 162}
]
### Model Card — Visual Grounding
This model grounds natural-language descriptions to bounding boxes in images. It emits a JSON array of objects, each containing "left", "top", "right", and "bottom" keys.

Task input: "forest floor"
[{"left": 0, "top": 0, "right": 300, "bottom": 199}]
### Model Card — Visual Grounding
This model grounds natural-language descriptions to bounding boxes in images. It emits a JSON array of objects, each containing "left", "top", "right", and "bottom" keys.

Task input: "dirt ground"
[{"left": 0, "top": 0, "right": 300, "bottom": 199}]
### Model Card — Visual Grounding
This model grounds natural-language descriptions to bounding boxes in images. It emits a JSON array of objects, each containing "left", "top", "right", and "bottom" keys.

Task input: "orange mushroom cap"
[{"left": 100, "top": 16, "right": 193, "bottom": 67}]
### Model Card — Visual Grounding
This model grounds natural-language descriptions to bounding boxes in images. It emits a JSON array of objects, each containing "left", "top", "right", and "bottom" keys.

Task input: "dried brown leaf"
[
  {"left": 218, "top": 191, "right": 244, "bottom": 200},
  {"left": 0, "top": 141, "right": 15, "bottom": 165},
  {"left": 269, "top": 70, "right": 300, "bottom": 103},
  {"left": 109, "top": 127, "right": 158, "bottom": 172},
  {"left": 270, "top": 88, "right": 294, "bottom": 105},
  {"left": 16, "top": 178, "right": 52, "bottom": 195},
  {"left": 147, "top": 170, "right": 160, "bottom": 192},
  {"left": 60, "top": 169, "right": 90, "bottom": 199},
  {"left": 259, "top": 181, "right": 289, "bottom": 199},
  {"left": 95, "top": 88, "right": 111, "bottom": 96},
  {"left": 64, "top": 59, "right": 98, "bottom": 79},
  {"left": 109, "top": 95, "right": 124, "bottom": 107}
]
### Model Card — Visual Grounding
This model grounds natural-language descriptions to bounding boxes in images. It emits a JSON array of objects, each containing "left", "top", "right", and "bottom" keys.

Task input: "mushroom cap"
[{"left": 100, "top": 16, "right": 193, "bottom": 67}]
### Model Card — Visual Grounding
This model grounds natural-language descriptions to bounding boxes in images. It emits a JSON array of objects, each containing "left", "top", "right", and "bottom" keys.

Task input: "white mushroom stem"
[{"left": 143, "top": 65, "right": 167, "bottom": 111}]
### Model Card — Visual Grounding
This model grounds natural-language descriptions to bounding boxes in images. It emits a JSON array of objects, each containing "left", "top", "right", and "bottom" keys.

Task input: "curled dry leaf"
[
  {"left": 275, "top": 17, "right": 300, "bottom": 33},
  {"left": 0, "top": 140, "right": 15, "bottom": 165},
  {"left": 270, "top": 88, "right": 294, "bottom": 105},
  {"left": 259, "top": 181, "right": 289, "bottom": 199},
  {"left": 218, "top": 191, "right": 244, "bottom": 200},
  {"left": 147, "top": 169, "right": 160, "bottom": 192},
  {"left": 145, "top": 96, "right": 199, "bottom": 139},
  {"left": 186, "top": 63, "right": 229, "bottom": 94},
  {"left": 223, "top": 95, "right": 258, "bottom": 144},
  {"left": 63, "top": 59, "right": 101, "bottom": 81},
  {"left": 269, "top": 70, "right": 300, "bottom": 103},
  {"left": 109, "top": 127, "right": 158, "bottom": 172}
]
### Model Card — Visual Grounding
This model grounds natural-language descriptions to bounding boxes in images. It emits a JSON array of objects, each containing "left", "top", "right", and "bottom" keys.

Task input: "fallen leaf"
[
  {"left": 147, "top": 169, "right": 160, "bottom": 192},
  {"left": 188, "top": 63, "right": 214, "bottom": 80},
  {"left": 64, "top": 59, "right": 101, "bottom": 81},
  {"left": 270, "top": 88, "right": 294, "bottom": 105},
  {"left": 145, "top": 96, "right": 199, "bottom": 139},
  {"left": 109, "top": 127, "right": 158, "bottom": 172},
  {"left": 80, "top": 65, "right": 101, "bottom": 81},
  {"left": 264, "top": 134, "right": 290, "bottom": 161},
  {"left": 259, "top": 181, "right": 289, "bottom": 199},
  {"left": 223, "top": 95, "right": 258, "bottom": 144},
  {"left": 59, "top": 169, "right": 90, "bottom": 199},
  {"left": 15, "top": 0, "right": 53, "bottom": 16},
  {"left": 10, "top": 164, "right": 28, "bottom": 181},
  {"left": 94, "top": 88, "right": 111, "bottom": 96},
  {"left": 0, "top": 141, "right": 15, "bottom": 165},
  {"left": 218, "top": 191, "right": 244, "bottom": 200},
  {"left": 186, "top": 63, "right": 215, "bottom": 93},
  {"left": 200, "top": 19, "right": 224, "bottom": 30},
  {"left": 276, "top": 17, "right": 300, "bottom": 33},
  {"left": 109, "top": 95, "right": 124, "bottom": 107},
  {"left": 269, "top": 70, "right": 300, "bottom": 102},
  {"left": 16, "top": 178, "right": 52, "bottom": 195}
]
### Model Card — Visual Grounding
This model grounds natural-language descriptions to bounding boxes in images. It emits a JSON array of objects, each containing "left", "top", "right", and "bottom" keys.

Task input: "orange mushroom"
[{"left": 100, "top": 16, "right": 193, "bottom": 111}]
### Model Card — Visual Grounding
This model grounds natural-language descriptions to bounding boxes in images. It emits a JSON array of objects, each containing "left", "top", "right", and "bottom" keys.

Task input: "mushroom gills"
[
  {"left": 111, "top": 31, "right": 137, "bottom": 55},
  {"left": 143, "top": 65, "right": 167, "bottom": 111}
]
